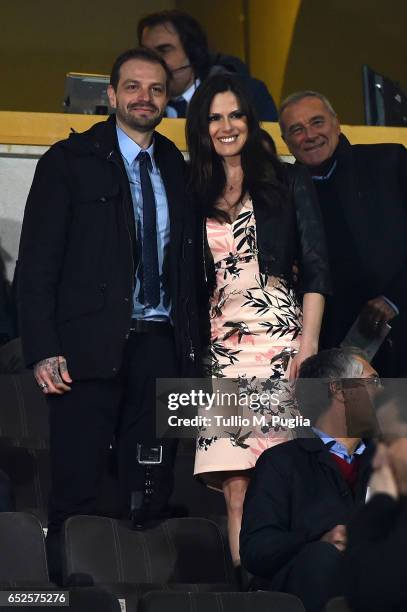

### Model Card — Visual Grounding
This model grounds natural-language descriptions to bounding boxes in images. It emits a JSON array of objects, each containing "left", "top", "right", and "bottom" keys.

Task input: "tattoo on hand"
[
  {"left": 59, "top": 360, "right": 68, "bottom": 374},
  {"left": 35, "top": 357, "right": 63, "bottom": 385}
]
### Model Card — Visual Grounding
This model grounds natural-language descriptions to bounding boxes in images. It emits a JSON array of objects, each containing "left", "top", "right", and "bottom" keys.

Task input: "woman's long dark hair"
[{"left": 186, "top": 74, "right": 287, "bottom": 221}]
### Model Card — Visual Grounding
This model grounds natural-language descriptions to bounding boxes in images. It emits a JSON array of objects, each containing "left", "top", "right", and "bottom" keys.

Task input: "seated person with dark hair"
[
  {"left": 240, "top": 348, "right": 380, "bottom": 612},
  {"left": 138, "top": 9, "right": 277, "bottom": 121},
  {"left": 346, "top": 387, "right": 407, "bottom": 612}
]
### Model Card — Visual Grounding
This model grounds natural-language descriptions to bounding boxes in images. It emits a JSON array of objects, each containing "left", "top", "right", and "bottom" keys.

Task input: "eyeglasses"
[{"left": 341, "top": 377, "right": 383, "bottom": 389}]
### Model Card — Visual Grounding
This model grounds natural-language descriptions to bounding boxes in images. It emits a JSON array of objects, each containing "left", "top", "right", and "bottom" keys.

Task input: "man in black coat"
[
  {"left": 17, "top": 47, "right": 198, "bottom": 579},
  {"left": 240, "top": 348, "right": 378, "bottom": 612},
  {"left": 138, "top": 9, "right": 277, "bottom": 121},
  {"left": 279, "top": 91, "right": 407, "bottom": 377}
]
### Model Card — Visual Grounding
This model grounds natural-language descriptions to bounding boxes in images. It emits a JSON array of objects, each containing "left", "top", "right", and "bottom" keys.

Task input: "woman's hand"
[
  {"left": 290, "top": 292, "right": 325, "bottom": 380},
  {"left": 289, "top": 341, "right": 318, "bottom": 381}
]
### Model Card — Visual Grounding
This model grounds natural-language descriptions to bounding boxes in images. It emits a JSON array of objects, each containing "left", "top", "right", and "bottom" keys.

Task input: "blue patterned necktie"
[{"left": 137, "top": 151, "right": 160, "bottom": 308}]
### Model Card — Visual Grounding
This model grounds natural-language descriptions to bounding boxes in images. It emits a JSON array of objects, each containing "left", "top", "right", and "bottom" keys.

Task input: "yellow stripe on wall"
[{"left": 1, "top": 112, "right": 406, "bottom": 155}]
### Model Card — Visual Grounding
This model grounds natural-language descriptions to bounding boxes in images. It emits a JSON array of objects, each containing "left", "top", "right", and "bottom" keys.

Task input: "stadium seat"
[
  {"left": 325, "top": 597, "right": 352, "bottom": 612},
  {"left": 0, "top": 512, "right": 122, "bottom": 609},
  {"left": 0, "top": 373, "right": 48, "bottom": 446},
  {"left": 63, "top": 515, "right": 237, "bottom": 611},
  {"left": 139, "top": 591, "right": 306, "bottom": 612},
  {"left": 0, "top": 373, "right": 50, "bottom": 523},
  {"left": 0, "top": 512, "right": 50, "bottom": 585}
]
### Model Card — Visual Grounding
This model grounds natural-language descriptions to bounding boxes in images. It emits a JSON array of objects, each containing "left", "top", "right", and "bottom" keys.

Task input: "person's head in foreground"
[{"left": 373, "top": 387, "right": 407, "bottom": 498}]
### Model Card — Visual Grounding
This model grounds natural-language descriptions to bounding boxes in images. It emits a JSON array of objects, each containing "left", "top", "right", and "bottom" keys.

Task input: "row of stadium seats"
[{"left": 0, "top": 511, "right": 352, "bottom": 611}]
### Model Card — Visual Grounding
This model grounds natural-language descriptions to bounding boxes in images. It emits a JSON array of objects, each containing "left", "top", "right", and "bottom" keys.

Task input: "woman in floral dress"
[{"left": 186, "top": 74, "right": 331, "bottom": 566}]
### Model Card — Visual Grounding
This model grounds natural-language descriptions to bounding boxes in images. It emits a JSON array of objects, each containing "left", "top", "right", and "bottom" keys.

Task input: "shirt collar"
[
  {"left": 116, "top": 124, "right": 156, "bottom": 171},
  {"left": 311, "top": 159, "right": 337, "bottom": 181},
  {"left": 312, "top": 427, "right": 366, "bottom": 458},
  {"left": 173, "top": 78, "right": 201, "bottom": 105}
]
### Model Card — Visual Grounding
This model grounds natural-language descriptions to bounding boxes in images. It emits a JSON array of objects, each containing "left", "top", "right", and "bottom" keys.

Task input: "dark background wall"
[
  {"left": 1, "top": 0, "right": 406, "bottom": 124},
  {"left": 281, "top": 0, "right": 407, "bottom": 123},
  {"left": 0, "top": 0, "right": 175, "bottom": 113}
]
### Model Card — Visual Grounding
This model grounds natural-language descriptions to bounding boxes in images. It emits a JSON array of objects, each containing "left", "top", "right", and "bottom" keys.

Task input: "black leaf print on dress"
[
  {"left": 259, "top": 316, "right": 302, "bottom": 339},
  {"left": 236, "top": 226, "right": 256, "bottom": 253},
  {"left": 233, "top": 210, "right": 252, "bottom": 231},
  {"left": 242, "top": 290, "right": 274, "bottom": 316},
  {"left": 209, "top": 340, "right": 242, "bottom": 378},
  {"left": 270, "top": 347, "right": 297, "bottom": 371},
  {"left": 222, "top": 321, "right": 258, "bottom": 343},
  {"left": 197, "top": 435, "right": 218, "bottom": 451},
  {"left": 211, "top": 285, "right": 232, "bottom": 319},
  {"left": 233, "top": 210, "right": 256, "bottom": 254},
  {"left": 225, "top": 427, "right": 252, "bottom": 449},
  {"left": 216, "top": 253, "right": 243, "bottom": 280},
  {"left": 243, "top": 276, "right": 302, "bottom": 337}
]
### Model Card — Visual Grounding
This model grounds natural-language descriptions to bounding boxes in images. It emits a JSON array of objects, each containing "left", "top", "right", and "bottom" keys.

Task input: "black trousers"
[
  {"left": 271, "top": 542, "right": 345, "bottom": 612},
  {"left": 46, "top": 328, "right": 178, "bottom": 581}
]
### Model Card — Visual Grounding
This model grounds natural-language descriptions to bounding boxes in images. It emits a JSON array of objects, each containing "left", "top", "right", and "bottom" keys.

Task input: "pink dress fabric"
[{"left": 194, "top": 199, "right": 302, "bottom": 488}]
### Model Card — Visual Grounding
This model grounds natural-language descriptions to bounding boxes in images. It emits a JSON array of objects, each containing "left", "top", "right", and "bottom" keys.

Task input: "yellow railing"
[{"left": 1, "top": 111, "right": 406, "bottom": 155}]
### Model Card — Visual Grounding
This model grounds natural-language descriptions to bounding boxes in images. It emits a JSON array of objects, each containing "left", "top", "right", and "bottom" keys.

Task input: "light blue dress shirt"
[
  {"left": 116, "top": 125, "right": 171, "bottom": 320},
  {"left": 312, "top": 427, "right": 366, "bottom": 464}
]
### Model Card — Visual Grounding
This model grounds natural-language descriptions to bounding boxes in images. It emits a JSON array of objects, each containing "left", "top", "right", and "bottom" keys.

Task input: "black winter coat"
[
  {"left": 18, "top": 116, "right": 198, "bottom": 379},
  {"left": 240, "top": 437, "right": 374, "bottom": 585}
]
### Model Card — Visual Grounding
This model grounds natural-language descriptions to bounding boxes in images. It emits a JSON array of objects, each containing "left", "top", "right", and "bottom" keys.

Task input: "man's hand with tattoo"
[{"left": 34, "top": 356, "right": 72, "bottom": 394}]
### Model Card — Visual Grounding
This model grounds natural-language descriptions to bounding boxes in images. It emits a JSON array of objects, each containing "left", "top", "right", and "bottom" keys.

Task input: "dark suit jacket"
[
  {"left": 313, "top": 136, "right": 407, "bottom": 373},
  {"left": 240, "top": 436, "right": 374, "bottom": 585},
  {"left": 18, "top": 116, "right": 198, "bottom": 380}
]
